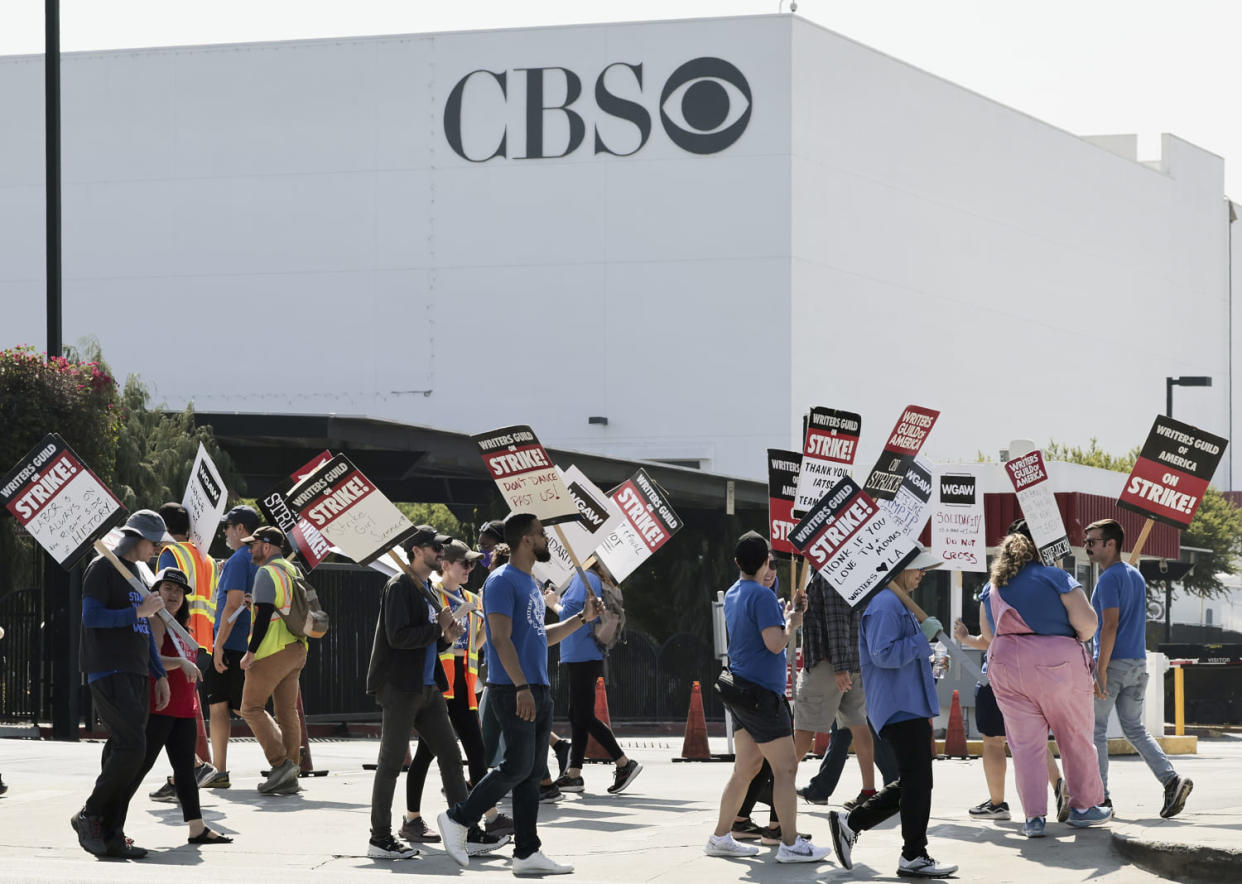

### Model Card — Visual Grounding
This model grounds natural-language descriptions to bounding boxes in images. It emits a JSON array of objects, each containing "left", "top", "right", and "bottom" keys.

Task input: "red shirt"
[{"left": 150, "top": 630, "right": 200, "bottom": 719}]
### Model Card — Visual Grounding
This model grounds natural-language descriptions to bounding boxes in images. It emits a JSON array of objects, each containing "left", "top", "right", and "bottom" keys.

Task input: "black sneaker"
[
  {"left": 967, "top": 799, "right": 1010, "bottom": 820},
  {"left": 554, "top": 774, "right": 585, "bottom": 793},
  {"left": 105, "top": 833, "right": 148, "bottom": 859},
  {"left": 0, "top": 774, "right": 7, "bottom": 796},
  {"left": 368, "top": 834, "right": 418, "bottom": 859},
  {"left": 553, "top": 740, "right": 571, "bottom": 777},
  {"left": 70, "top": 810, "right": 108, "bottom": 857},
  {"left": 539, "top": 782, "right": 563, "bottom": 803},
  {"left": 731, "top": 818, "right": 764, "bottom": 840},
  {"left": 1055, "top": 777, "right": 1070, "bottom": 823},
  {"left": 399, "top": 816, "right": 441, "bottom": 843},
  {"left": 843, "top": 789, "right": 878, "bottom": 810},
  {"left": 797, "top": 786, "right": 828, "bottom": 805},
  {"left": 1160, "top": 775, "right": 1193, "bottom": 819},
  {"left": 485, "top": 812, "right": 515, "bottom": 839},
  {"left": 149, "top": 777, "right": 178, "bottom": 803},
  {"left": 607, "top": 759, "right": 643, "bottom": 794},
  {"left": 466, "top": 826, "right": 510, "bottom": 856},
  {"left": 760, "top": 824, "right": 811, "bottom": 846}
]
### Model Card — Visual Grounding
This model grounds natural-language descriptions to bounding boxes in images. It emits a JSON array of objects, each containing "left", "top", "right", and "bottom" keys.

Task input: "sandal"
[{"left": 188, "top": 828, "right": 234, "bottom": 845}]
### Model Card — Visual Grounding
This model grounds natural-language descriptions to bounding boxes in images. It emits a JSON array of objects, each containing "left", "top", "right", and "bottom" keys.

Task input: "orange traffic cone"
[
  {"left": 585, "top": 677, "right": 613, "bottom": 761},
  {"left": 944, "top": 689, "right": 969, "bottom": 759},
  {"left": 813, "top": 731, "right": 830, "bottom": 757},
  {"left": 194, "top": 701, "right": 212, "bottom": 764},
  {"left": 676, "top": 682, "right": 712, "bottom": 761}
]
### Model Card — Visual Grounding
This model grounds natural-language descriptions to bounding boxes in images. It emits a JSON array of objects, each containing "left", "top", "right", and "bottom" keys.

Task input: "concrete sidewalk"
[{"left": 1, "top": 731, "right": 1239, "bottom": 882}]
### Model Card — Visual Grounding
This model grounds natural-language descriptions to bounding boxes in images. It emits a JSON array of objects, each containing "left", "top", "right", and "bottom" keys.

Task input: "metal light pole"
[
  {"left": 1162, "top": 375, "right": 1212, "bottom": 643},
  {"left": 46, "top": 0, "right": 62, "bottom": 359}
]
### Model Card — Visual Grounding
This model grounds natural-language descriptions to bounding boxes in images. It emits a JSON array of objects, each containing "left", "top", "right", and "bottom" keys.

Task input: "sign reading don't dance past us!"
[{"left": 472, "top": 425, "right": 580, "bottom": 525}]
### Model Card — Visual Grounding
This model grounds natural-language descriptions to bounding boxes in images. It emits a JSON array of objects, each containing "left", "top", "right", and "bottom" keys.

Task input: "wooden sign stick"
[
  {"left": 886, "top": 582, "right": 985, "bottom": 683},
  {"left": 93, "top": 540, "right": 192, "bottom": 660},
  {"left": 387, "top": 549, "right": 447, "bottom": 613},
  {"left": 553, "top": 524, "right": 599, "bottom": 600},
  {"left": 1128, "top": 519, "right": 1154, "bottom": 566}
]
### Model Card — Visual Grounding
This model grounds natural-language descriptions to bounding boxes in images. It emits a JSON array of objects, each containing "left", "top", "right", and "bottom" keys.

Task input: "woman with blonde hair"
[{"left": 984, "top": 524, "right": 1110, "bottom": 837}]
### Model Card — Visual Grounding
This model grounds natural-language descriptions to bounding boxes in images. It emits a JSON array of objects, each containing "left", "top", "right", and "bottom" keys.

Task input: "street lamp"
[{"left": 1166, "top": 376, "right": 1212, "bottom": 418}]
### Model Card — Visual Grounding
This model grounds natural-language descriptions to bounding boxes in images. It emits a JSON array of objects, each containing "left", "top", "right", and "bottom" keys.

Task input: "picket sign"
[
  {"left": 552, "top": 524, "right": 599, "bottom": 601},
  {"left": 92, "top": 539, "right": 192, "bottom": 661}
]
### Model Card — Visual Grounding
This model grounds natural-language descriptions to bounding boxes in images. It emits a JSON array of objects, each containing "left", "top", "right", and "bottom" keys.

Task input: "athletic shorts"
[
  {"left": 205, "top": 649, "right": 246, "bottom": 711},
  {"left": 728, "top": 687, "right": 794, "bottom": 745},
  {"left": 793, "top": 661, "right": 868, "bottom": 732},
  {"left": 975, "top": 681, "right": 1005, "bottom": 738}
]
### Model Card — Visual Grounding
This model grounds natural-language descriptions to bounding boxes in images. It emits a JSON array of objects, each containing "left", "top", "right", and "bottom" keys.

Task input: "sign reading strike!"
[
  {"left": 596, "top": 469, "right": 683, "bottom": 583},
  {"left": 767, "top": 449, "right": 802, "bottom": 558},
  {"left": 931, "top": 468, "right": 987, "bottom": 571},
  {"left": 790, "top": 476, "right": 918, "bottom": 607},
  {"left": 793, "top": 408, "right": 862, "bottom": 517},
  {"left": 286, "top": 455, "right": 417, "bottom": 567},
  {"left": 1, "top": 434, "right": 125, "bottom": 567},
  {"left": 862, "top": 405, "right": 940, "bottom": 501},
  {"left": 258, "top": 478, "right": 332, "bottom": 570},
  {"left": 182, "top": 443, "right": 227, "bottom": 553},
  {"left": 1004, "top": 450, "right": 1070, "bottom": 565},
  {"left": 879, "top": 455, "right": 934, "bottom": 538},
  {"left": 472, "top": 425, "right": 579, "bottom": 525},
  {"left": 535, "top": 465, "right": 625, "bottom": 590},
  {"left": 1118, "top": 415, "right": 1228, "bottom": 528}
]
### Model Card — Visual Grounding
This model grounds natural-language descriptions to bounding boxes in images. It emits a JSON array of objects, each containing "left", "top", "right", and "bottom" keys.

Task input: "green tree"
[
  {"left": 394, "top": 502, "right": 466, "bottom": 540},
  {"left": 1048, "top": 438, "right": 1242, "bottom": 597}
]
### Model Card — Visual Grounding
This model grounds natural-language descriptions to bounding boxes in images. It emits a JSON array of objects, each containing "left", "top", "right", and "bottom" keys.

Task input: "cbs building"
[{"left": 1, "top": 14, "right": 1237, "bottom": 488}]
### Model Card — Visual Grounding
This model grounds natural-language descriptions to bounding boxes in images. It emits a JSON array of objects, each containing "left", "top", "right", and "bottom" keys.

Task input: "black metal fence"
[{"left": 0, "top": 587, "right": 43, "bottom": 724}]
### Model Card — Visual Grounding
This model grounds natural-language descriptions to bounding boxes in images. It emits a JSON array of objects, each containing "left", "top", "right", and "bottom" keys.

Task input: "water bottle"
[{"left": 932, "top": 641, "right": 948, "bottom": 679}]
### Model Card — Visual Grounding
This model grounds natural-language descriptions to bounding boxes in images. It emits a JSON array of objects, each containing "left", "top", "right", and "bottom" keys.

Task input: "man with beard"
[{"left": 438, "top": 513, "right": 602, "bottom": 876}]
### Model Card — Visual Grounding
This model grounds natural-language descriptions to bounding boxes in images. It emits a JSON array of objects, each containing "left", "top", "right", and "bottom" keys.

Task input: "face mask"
[{"left": 481, "top": 550, "right": 493, "bottom": 569}]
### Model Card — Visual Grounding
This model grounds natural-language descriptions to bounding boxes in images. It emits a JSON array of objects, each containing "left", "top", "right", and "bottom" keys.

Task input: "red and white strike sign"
[{"left": 1118, "top": 415, "right": 1228, "bottom": 529}]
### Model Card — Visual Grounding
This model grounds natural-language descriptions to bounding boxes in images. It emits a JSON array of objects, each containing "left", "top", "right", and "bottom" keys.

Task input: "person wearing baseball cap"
[
  {"left": 829, "top": 547, "right": 957, "bottom": 878},
  {"left": 205, "top": 504, "right": 261, "bottom": 790},
  {"left": 72, "top": 510, "right": 172, "bottom": 858}
]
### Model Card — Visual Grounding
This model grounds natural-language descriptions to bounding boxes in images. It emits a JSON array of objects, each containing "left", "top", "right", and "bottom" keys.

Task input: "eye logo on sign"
[
  {"left": 443, "top": 56, "right": 752, "bottom": 162},
  {"left": 659, "top": 57, "right": 752, "bottom": 155}
]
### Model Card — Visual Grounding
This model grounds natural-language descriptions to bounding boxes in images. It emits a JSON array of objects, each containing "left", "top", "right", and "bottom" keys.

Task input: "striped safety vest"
[
  {"left": 435, "top": 584, "right": 481, "bottom": 709},
  {"left": 162, "top": 541, "right": 218, "bottom": 652},
  {"left": 255, "top": 557, "right": 306, "bottom": 660}
]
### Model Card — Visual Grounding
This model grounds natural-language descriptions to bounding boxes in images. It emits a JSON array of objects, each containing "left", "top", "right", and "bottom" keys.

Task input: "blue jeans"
[
  {"left": 449, "top": 684, "right": 553, "bottom": 859},
  {"left": 1093, "top": 657, "right": 1175, "bottom": 795},
  {"left": 804, "top": 720, "right": 899, "bottom": 799}
]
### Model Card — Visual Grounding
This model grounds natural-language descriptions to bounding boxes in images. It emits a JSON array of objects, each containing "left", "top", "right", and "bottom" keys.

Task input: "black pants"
[
  {"left": 739, "top": 761, "right": 777, "bottom": 824},
  {"left": 407, "top": 657, "right": 487, "bottom": 811},
  {"left": 846, "top": 717, "right": 933, "bottom": 860},
  {"left": 131, "top": 714, "right": 201, "bottom": 822},
  {"left": 567, "top": 660, "right": 622, "bottom": 768},
  {"left": 84, "top": 673, "right": 150, "bottom": 839}
]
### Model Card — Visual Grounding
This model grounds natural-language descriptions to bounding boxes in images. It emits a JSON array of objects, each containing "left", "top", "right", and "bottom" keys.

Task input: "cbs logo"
[{"left": 443, "top": 57, "right": 752, "bottom": 161}]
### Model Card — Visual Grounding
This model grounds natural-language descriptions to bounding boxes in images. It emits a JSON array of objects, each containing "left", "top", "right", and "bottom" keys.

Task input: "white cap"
[{"left": 904, "top": 547, "right": 943, "bottom": 571}]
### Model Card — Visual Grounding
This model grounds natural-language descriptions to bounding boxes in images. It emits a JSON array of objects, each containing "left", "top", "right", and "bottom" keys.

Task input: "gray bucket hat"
[{"left": 118, "top": 509, "right": 175, "bottom": 544}]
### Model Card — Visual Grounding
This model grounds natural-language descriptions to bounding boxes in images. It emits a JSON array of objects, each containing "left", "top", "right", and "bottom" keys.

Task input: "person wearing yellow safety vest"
[
  {"left": 146, "top": 503, "right": 222, "bottom": 800},
  {"left": 237, "top": 526, "right": 308, "bottom": 796},
  {"left": 402, "top": 540, "right": 514, "bottom": 844}
]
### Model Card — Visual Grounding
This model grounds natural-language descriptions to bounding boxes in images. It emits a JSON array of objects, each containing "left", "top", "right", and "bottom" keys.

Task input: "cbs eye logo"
[{"left": 659, "top": 57, "right": 752, "bottom": 155}]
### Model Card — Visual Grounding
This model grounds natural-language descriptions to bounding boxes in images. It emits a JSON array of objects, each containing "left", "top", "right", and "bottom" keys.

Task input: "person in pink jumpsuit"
[{"left": 984, "top": 532, "right": 1111, "bottom": 836}]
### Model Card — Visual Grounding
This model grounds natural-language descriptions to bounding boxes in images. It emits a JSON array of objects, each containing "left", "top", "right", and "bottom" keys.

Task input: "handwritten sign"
[
  {"left": 931, "top": 468, "right": 987, "bottom": 571},
  {"left": 789, "top": 476, "right": 917, "bottom": 607},
  {"left": 472, "top": 425, "right": 579, "bottom": 525},
  {"left": 181, "top": 443, "right": 227, "bottom": 552},
  {"left": 862, "top": 405, "right": 940, "bottom": 501},
  {"left": 767, "top": 449, "right": 802, "bottom": 558},
  {"left": 286, "top": 454, "right": 416, "bottom": 567},
  {"left": 879, "top": 454, "right": 934, "bottom": 538},
  {"left": 1117, "top": 415, "right": 1228, "bottom": 528},
  {"left": 1, "top": 434, "right": 125, "bottom": 567},
  {"left": 1004, "top": 450, "right": 1070, "bottom": 566},
  {"left": 596, "top": 469, "right": 683, "bottom": 583},
  {"left": 535, "top": 465, "right": 625, "bottom": 590},
  {"left": 793, "top": 408, "right": 862, "bottom": 517}
]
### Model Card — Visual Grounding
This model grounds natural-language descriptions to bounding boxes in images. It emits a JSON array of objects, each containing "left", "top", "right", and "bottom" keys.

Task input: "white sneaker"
[
  {"left": 512, "top": 850, "right": 574, "bottom": 876},
  {"left": 897, "top": 853, "right": 958, "bottom": 878},
  {"left": 704, "top": 833, "right": 761, "bottom": 857},
  {"left": 775, "top": 836, "right": 832, "bottom": 864},
  {"left": 829, "top": 810, "right": 856, "bottom": 870},
  {"left": 436, "top": 811, "right": 469, "bottom": 867}
]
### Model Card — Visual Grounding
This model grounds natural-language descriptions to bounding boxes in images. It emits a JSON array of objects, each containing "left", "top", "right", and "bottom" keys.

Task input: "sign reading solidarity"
[
  {"left": 596, "top": 469, "right": 683, "bottom": 583},
  {"left": 1004, "top": 450, "right": 1070, "bottom": 565},
  {"left": 473, "top": 425, "right": 580, "bottom": 525},
  {"left": 862, "top": 405, "right": 940, "bottom": 501},
  {"left": 789, "top": 476, "right": 918, "bottom": 607},
  {"left": 767, "top": 449, "right": 802, "bottom": 558},
  {"left": 535, "top": 466, "right": 624, "bottom": 590},
  {"left": 1117, "top": 415, "right": 1228, "bottom": 528},
  {"left": 931, "top": 468, "right": 987, "bottom": 571},
  {"left": 879, "top": 454, "right": 934, "bottom": 538},
  {"left": 1, "top": 434, "right": 125, "bottom": 567},
  {"left": 181, "top": 443, "right": 227, "bottom": 553},
  {"left": 286, "top": 455, "right": 417, "bottom": 567},
  {"left": 793, "top": 408, "right": 863, "bottom": 517}
]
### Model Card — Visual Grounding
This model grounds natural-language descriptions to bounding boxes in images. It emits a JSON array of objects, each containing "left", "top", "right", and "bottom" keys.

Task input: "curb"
[{"left": 1111, "top": 829, "right": 1242, "bottom": 882}]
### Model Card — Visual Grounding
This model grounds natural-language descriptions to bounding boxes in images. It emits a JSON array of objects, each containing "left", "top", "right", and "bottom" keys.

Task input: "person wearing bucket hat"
[
  {"left": 72, "top": 510, "right": 172, "bottom": 859},
  {"left": 130, "top": 568, "right": 233, "bottom": 845},
  {"left": 829, "top": 546, "right": 958, "bottom": 879}
]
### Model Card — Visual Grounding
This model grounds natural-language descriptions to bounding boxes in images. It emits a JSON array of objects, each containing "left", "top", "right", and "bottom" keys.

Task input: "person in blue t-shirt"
[
  {"left": 1085, "top": 518, "right": 1192, "bottom": 818},
  {"left": 204, "top": 505, "right": 259, "bottom": 788},
  {"left": 546, "top": 562, "right": 642, "bottom": 796},
  {"left": 828, "top": 547, "right": 957, "bottom": 879},
  {"left": 437, "top": 513, "right": 602, "bottom": 876},
  {"left": 706, "top": 532, "right": 828, "bottom": 865}
]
